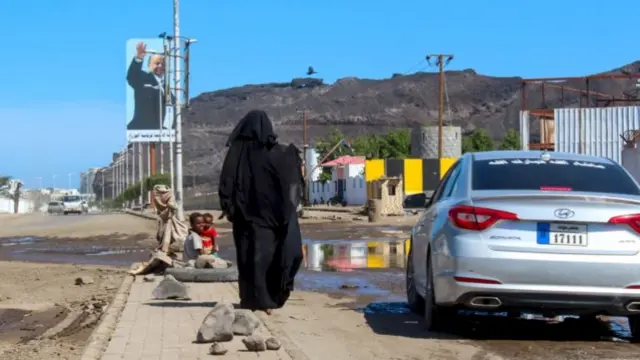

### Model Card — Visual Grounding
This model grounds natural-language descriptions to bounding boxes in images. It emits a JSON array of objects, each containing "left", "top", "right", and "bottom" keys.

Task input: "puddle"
[
  {"left": 0, "top": 237, "right": 39, "bottom": 247},
  {"left": 298, "top": 236, "right": 633, "bottom": 341},
  {"left": 0, "top": 306, "right": 68, "bottom": 343},
  {"left": 13, "top": 246, "right": 147, "bottom": 256},
  {"left": 0, "top": 237, "right": 151, "bottom": 266},
  {"left": 302, "top": 225, "right": 410, "bottom": 240},
  {"left": 302, "top": 238, "right": 409, "bottom": 272},
  {"left": 295, "top": 238, "right": 408, "bottom": 303},
  {"left": 360, "top": 302, "right": 411, "bottom": 315}
]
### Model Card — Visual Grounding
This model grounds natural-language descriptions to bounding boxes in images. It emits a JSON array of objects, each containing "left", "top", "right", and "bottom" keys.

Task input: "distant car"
[
  {"left": 61, "top": 195, "right": 88, "bottom": 215},
  {"left": 47, "top": 201, "right": 64, "bottom": 214},
  {"left": 406, "top": 150, "right": 640, "bottom": 340}
]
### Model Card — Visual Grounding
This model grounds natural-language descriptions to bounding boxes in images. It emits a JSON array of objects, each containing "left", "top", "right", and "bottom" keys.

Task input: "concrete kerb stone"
[
  {"left": 229, "top": 283, "right": 311, "bottom": 360},
  {"left": 79, "top": 265, "right": 137, "bottom": 360},
  {"left": 124, "top": 209, "right": 157, "bottom": 221}
]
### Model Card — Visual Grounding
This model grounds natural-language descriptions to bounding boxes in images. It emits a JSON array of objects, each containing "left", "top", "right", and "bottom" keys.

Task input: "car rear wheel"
[
  {"left": 406, "top": 244, "right": 424, "bottom": 314},
  {"left": 628, "top": 315, "right": 640, "bottom": 341},
  {"left": 424, "top": 253, "right": 455, "bottom": 332}
]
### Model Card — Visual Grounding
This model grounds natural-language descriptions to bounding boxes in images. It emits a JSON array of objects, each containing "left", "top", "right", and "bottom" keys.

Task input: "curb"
[
  {"left": 229, "top": 283, "right": 311, "bottom": 360},
  {"left": 124, "top": 209, "right": 157, "bottom": 221},
  {"left": 79, "top": 269, "right": 135, "bottom": 360}
]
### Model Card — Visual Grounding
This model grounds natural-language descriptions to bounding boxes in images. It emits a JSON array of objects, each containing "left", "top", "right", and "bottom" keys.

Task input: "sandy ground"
[
  {"left": 0, "top": 213, "right": 156, "bottom": 360},
  {"left": 3, "top": 212, "right": 640, "bottom": 359}
]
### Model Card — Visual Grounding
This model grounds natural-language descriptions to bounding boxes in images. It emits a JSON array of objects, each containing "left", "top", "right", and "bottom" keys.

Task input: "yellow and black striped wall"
[{"left": 364, "top": 158, "right": 457, "bottom": 196}]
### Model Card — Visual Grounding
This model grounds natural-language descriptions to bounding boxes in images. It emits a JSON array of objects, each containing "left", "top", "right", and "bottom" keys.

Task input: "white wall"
[
  {"left": 343, "top": 164, "right": 366, "bottom": 206},
  {"left": 622, "top": 148, "right": 640, "bottom": 185},
  {"left": 309, "top": 180, "right": 334, "bottom": 204},
  {"left": 0, "top": 196, "right": 35, "bottom": 214},
  {"left": 307, "top": 164, "right": 366, "bottom": 206}
]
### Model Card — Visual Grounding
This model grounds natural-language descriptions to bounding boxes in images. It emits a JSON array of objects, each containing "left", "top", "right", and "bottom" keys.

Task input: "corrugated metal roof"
[{"left": 554, "top": 106, "right": 640, "bottom": 164}]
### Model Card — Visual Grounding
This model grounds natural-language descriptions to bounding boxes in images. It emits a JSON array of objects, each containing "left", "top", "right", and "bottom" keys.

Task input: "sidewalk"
[{"left": 99, "top": 278, "right": 293, "bottom": 360}]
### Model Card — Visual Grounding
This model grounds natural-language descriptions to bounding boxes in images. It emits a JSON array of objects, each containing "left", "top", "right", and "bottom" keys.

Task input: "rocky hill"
[{"left": 182, "top": 61, "right": 640, "bottom": 188}]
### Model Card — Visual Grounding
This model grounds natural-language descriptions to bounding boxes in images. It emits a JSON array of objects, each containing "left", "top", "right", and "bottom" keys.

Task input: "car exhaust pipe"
[
  {"left": 469, "top": 296, "right": 502, "bottom": 308},
  {"left": 626, "top": 302, "right": 640, "bottom": 312}
]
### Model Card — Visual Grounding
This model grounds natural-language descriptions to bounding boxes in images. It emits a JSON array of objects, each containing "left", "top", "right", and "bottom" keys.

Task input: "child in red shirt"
[{"left": 201, "top": 213, "right": 219, "bottom": 256}]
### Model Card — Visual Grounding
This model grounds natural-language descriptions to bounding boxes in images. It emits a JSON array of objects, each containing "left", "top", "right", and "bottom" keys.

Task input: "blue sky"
[{"left": 1, "top": 0, "right": 638, "bottom": 189}]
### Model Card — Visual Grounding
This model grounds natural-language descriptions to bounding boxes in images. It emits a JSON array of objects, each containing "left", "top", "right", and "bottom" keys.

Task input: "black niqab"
[
  {"left": 225, "top": 110, "right": 277, "bottom": 147},
  {"left": 218, "top": 109, "right": 304, "bottom": 310}
]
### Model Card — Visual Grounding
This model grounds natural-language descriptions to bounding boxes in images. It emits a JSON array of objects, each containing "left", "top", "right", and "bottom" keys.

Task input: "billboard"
[{"left": 126, "top": 38, "right": 176, "bottom": 143}]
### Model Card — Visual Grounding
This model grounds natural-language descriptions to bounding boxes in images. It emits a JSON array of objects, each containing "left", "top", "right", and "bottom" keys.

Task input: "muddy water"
[
  {"left": 0, "top": 306, "right": 68, "bottom": 343},
  {"left": 0, "top": 235, "right": 151, "bottom": 266},
  {"left": 296, "top": 232, "right": 640, "bottom": 358}
]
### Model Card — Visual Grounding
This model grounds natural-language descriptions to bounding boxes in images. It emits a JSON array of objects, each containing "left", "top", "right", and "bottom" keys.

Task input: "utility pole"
[
  {"left": 111, "top": 165, "right": 115, "bottom": 200},
  {"left": 132, "top": 143, "right": 136, "bottom": 191},
  {"left": 298, "top": 109, "right": 309, "bottom": 206},
  {"left": 426, "top": 54, "right": 454, "bottom": 159},
  {"left": 173, "top": 0, "right": 185, "bottom": 221},
  {"left": 125, "top": 149, "right": 129, "bottom": 189},
  {"left": 101, "top": 169, "right": 105, "bottom": 202}
]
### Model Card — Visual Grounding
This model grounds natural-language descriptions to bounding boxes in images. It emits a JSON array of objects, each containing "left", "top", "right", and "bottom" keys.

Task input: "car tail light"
[
  {"left": 608, "top": 214, "right": 640, "bottom": 233},
  {"left": 448, "top": 205, "right": 518, "bottom": 231}
]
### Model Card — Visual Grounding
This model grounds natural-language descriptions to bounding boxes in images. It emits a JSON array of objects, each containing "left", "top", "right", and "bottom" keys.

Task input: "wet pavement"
[
  {"left": 0, "top": 233, "right": 152, "bottom": 266},
  {"left": 4, "top": 222, "right": 640, "bottom": 358}
]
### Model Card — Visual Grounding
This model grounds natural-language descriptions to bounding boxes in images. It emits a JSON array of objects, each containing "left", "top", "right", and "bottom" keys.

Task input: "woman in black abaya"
[{"left": 218, "top": 110, "right": 304, "bottom": 314}]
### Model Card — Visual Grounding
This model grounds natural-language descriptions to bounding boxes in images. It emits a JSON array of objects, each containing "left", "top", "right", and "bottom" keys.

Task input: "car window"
[
  {"left": 426, "top": 161, "right": 460, "bottom": 207},
  {"left": 441, "top": 165, "right": 462, "bottom": 199},
  {"left": 63, "top": 196, "right": 81, "bottom": 202},
  {"left": 48, "top": 202, "right": 59, "bottom": 206},
  {"left": 472, "top": 158, "right": 640, "bottom": 195}
]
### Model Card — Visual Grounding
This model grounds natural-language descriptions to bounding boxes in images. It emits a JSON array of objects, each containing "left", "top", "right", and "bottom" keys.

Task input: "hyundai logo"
[{"left": 554, "top": 208, "right": 575, "bottom": 219}]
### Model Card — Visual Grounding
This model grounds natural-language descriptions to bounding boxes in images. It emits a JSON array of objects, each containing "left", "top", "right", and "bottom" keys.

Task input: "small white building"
[
  {"left": 0, "top": 196, "right": 34, "bottom": 213},
  {"left": 308, "top": 155, "right": 367, "bottom": 206}
]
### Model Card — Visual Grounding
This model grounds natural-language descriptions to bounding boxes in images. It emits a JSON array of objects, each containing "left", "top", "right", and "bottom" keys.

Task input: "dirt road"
[
  {"left": 0, "top": 213, "right": 155, "bottom": 360},
  {"left": 2, "top": 213, "right": 640, "bottom": 359}
]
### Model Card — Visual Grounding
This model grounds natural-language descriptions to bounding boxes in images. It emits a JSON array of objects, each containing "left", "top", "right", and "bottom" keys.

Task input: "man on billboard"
[{"left": 126, "top": 42, "right": 173, "bottom": 131}]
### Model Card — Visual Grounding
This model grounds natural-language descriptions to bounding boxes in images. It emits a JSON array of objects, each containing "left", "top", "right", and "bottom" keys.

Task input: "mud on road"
[{"left": 0, "top": 213, "right": 152, "bottom": 360}]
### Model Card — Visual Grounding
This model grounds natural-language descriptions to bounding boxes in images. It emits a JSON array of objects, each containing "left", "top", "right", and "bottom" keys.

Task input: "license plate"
[{"left": 537, "top": 223, "right": 588, "bottom": 246}]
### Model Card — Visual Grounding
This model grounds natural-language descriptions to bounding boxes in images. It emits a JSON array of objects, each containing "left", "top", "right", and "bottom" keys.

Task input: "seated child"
[
  {"left": 183, "top": 212, "right": 206, "bottom": 264},
  {"left": 184, "top": 212, "right": 228, "bottom": 269},
  {"left": 201, "top": 213, "right": 219, "bottom": 256}
]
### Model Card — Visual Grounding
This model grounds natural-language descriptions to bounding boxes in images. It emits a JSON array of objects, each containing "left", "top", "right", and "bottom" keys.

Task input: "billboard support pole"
[
  {"left": 139, "top": 143, "right": 144, "bottom": 206},
  {"left": 150, "top": 143, "right": 156, "bottom": 175},
  {"left": 163, "top": 38, "right": 175, "bottom": 195},
  {"left": 173, "top": 0, "right": 185, "bottom": 221}
]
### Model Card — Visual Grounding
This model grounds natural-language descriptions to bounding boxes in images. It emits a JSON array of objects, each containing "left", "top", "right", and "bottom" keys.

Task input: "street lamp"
[
  {"left": 35, "top": 177, "right": 43, "bottom": 189},
  {"left": 52, "top": 174, "right": 57, "bottom": 189},
  {"left": 68, "top": 172, "right": 74, "bottom": 190}
]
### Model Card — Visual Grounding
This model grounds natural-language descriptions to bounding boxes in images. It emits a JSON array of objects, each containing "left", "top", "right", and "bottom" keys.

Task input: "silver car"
[
  {"left": 47, "top": 201, "right": 64, "bottom": 214},
  {"left": 406, "top": 150, "right": 640, "bottom": 339},
  {"left": 61, "top": 195, "right": 88, "bottom": 215}
]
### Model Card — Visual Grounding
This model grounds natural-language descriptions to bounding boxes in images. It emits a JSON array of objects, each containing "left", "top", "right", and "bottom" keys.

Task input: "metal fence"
[{"left": 183, "top": 186, "right": 219, "bottom": 211}]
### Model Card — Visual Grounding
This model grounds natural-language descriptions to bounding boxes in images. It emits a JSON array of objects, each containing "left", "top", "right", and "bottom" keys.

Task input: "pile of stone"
[
  {"left": 197, "top": 302, "right": 281, "bottom": 356},
  {"left": 150, "top": 275, "right": 282, "bottom": 355}
]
